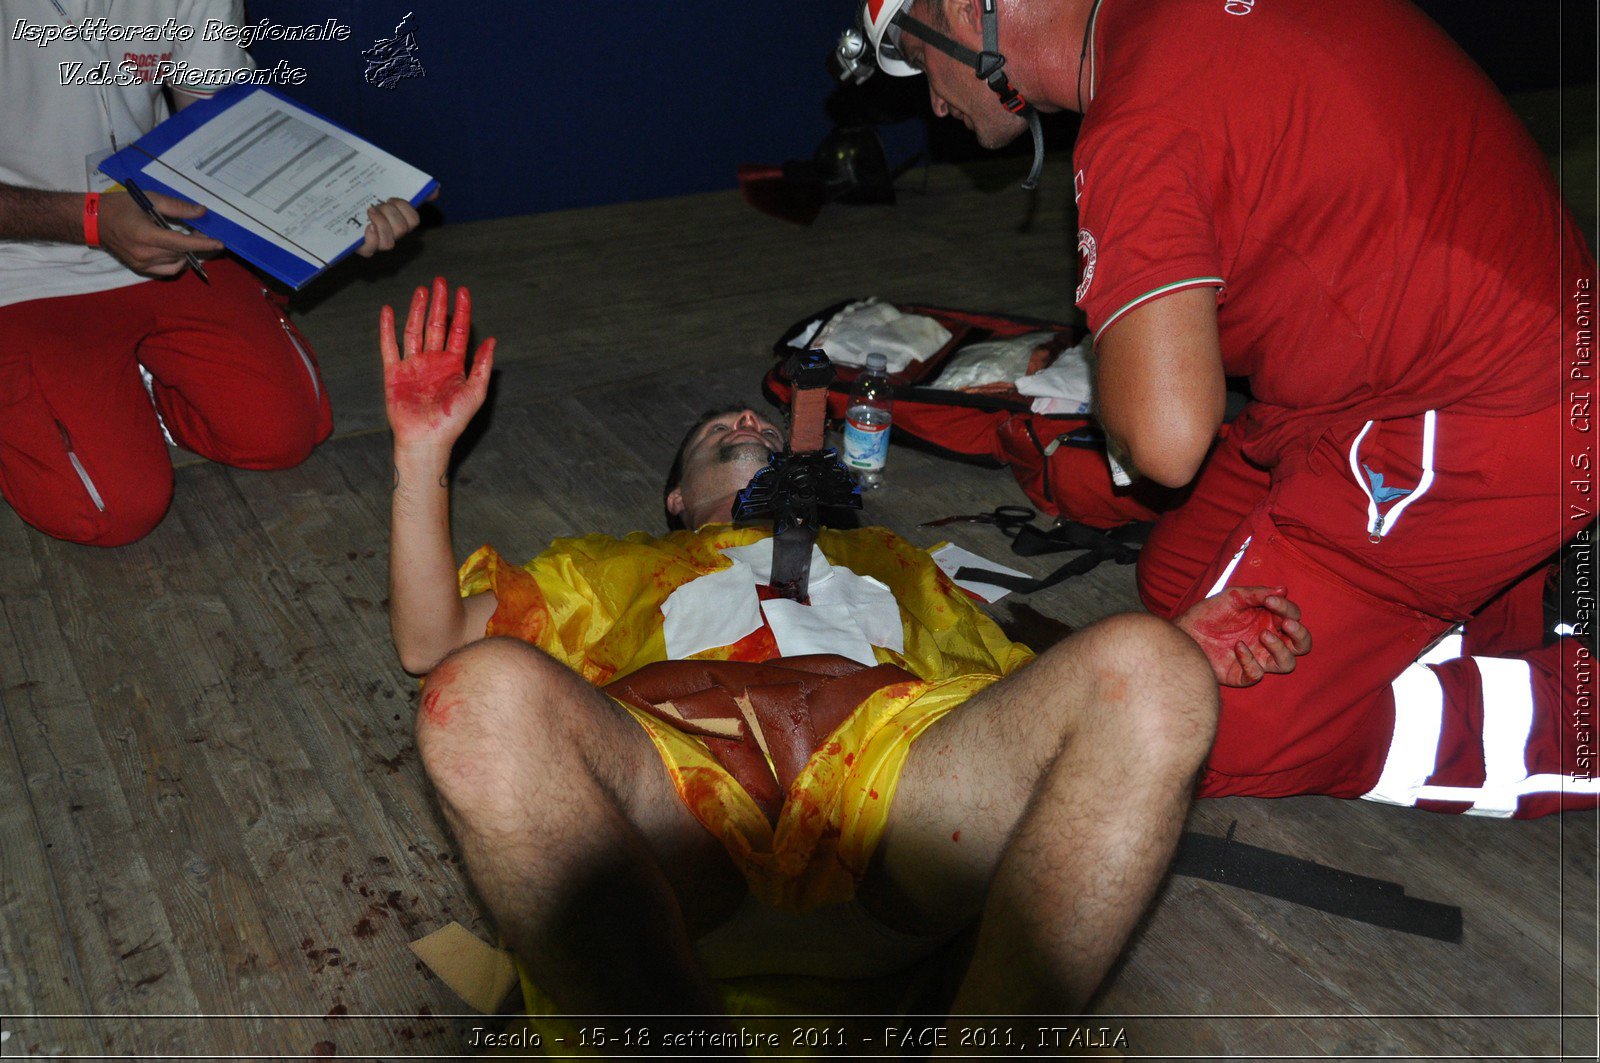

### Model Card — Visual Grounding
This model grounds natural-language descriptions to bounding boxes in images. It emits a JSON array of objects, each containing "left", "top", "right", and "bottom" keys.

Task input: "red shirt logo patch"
[{"left": 1076, "top": 228, "right": 1098, "bottom": 304}]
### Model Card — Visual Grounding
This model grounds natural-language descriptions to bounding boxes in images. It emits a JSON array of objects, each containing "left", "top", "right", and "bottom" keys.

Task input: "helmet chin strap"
[{"left": 894, "top": 0, "right": 1046, "bottom": 189}]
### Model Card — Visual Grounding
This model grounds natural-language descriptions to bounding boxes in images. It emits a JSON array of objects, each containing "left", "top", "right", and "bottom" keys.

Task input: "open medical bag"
[{"left": 762, "top": 298, "right": 1181, "bottom": 528}]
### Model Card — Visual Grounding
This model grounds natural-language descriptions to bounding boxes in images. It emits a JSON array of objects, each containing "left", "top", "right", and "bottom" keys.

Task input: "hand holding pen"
[{"left": 96, "top": 179, "right": 224, "bottom": 281}]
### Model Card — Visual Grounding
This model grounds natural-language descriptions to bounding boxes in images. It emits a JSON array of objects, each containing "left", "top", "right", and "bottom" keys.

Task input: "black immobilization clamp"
[{"left": 733, "top": 350, "right": 861, "bottom": 601}]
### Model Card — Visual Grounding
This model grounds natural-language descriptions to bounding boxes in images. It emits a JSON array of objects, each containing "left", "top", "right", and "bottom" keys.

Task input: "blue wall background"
[
  {"left": 249, "top": 1, "right": 860, "bottom": 223},
  {"left": 248, "top": 1, "right": 1587, "bottom": 225}
]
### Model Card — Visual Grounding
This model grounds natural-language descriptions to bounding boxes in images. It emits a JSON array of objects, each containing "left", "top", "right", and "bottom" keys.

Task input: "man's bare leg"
[
  {"left": 416, "top": 637, "right": 747, "bottom": 1014},
  {"left": 862, "top": 613, "right": 1218, "bottom": 1012}
]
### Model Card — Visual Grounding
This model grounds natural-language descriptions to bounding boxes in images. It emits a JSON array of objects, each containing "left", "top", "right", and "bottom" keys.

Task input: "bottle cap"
[{"left": 865, "top": 353, "right": 888, "bottom": 372}]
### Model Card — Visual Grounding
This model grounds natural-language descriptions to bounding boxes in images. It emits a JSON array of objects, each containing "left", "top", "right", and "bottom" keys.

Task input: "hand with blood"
[
  {"left": 1174, "top": 585, "right": 1312, "bottom": 688},
  {"left": 379, "top": 276, "right": 495, "bottom": 450}
]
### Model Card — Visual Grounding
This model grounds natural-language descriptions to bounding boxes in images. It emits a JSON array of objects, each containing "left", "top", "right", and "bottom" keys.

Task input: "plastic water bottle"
[{"left": 843, "top": 352, "right": 894, "bottom": 490}]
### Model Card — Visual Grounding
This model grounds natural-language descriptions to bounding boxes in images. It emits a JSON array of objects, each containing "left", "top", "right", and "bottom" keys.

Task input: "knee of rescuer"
[
  {"left": 24, "top": 467, "right": 173, "bottom": 547},
  {"left": 1079, "top": 612, "right": 1220, "bottom": 768},
  {"left": 219, "top": 405, "right": 324, "bottom": 470},
  {"left": 208, "top": 370, "right": 329, "bottom": 470}
]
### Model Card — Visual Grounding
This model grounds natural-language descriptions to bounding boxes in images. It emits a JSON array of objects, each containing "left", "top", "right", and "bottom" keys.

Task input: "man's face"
[
  {"left": 903, "top": 1, "right": 1029, "bottom": 150},
  {"left": 666, "top": 408, "right": 785, "bottom": 528}
]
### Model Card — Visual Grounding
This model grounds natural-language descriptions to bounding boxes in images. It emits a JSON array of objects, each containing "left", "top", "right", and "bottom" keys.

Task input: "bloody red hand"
[
  {"left": 1174, "top": 585, "right": 1312, "bottom": 688},
  {"left": 379, "top": 277, "right": 495, "bottom": 449}
]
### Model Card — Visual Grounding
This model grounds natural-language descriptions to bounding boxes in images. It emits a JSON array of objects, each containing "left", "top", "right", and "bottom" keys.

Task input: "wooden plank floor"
[{"left": 1, "top": 157, "right": 1595, "bottom": 1059}]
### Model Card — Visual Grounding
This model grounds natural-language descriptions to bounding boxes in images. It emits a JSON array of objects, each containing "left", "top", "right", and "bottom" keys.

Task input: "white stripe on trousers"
[
  {"left": 1362, "top": 661, "right": 1445, "bottom": 808},
  {"left": 1363, "top": 653, "right": 1600, "bottom": 814}
]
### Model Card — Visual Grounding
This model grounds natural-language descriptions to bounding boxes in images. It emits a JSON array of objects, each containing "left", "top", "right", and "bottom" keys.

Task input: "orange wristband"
[{"left": 83, "top": 192, "right": 101, "bottom": 248}]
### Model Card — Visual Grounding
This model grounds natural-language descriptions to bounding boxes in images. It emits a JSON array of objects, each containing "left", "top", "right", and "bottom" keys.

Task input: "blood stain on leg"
[
  {"left": 420, "top": 687, "right": 457, "bottom": 728},
  {"left": 419, "top": 659, "right": 465, "bottom": 729}
]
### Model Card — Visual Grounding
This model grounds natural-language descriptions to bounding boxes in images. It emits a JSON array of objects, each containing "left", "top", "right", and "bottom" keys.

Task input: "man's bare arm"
[
  {"left": 381, "top": 278, "right": 497, "bottom": 675},
  {"left": 0, "top": 180, "right": 223, "bottom": 275},
  {"left": 0, "top": 182, "right": 82, "bottom": 243},
  {"left": 1093, "top": 287, "right": 1226, "bottom": 488},
  {"left": 0, "top": 84, "right": 213, "bottom": 236}
]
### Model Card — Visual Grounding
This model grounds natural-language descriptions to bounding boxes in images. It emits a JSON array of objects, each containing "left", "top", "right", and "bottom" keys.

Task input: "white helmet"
[{"left": 862, "top": 0, "right": 921, "bottom": 78}]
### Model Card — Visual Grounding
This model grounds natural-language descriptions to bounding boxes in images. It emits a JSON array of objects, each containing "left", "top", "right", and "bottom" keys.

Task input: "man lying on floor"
[{"left": 379, "top": 278, "right": 1310, "bottom": 1017}]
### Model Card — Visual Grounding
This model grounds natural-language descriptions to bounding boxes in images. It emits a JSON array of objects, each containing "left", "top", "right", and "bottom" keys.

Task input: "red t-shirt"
[{"left": 1072, "top": 0, "right": 1595, "bottom": 462}]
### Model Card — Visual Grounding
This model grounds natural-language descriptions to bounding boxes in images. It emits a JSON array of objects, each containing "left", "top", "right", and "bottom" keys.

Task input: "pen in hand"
[{"left": 122, "top": 177, "right": 211, "bottom": 283}]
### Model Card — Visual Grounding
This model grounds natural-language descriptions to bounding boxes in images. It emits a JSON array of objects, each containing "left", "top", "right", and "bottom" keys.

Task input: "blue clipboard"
[{"left": 98, "top": 84, "right": 438, "bottom": 290}]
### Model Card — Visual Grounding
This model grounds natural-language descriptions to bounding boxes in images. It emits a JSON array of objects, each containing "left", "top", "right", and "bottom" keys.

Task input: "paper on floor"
[
  {"left": 408, "top": 922, "right": 518, "bottom": 1014},
  {"left": 929, "top": 542, "right": 1030, "bottom": 603}
]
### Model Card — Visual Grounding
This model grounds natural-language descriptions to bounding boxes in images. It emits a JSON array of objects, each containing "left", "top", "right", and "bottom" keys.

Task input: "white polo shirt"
[{"left": 0, "top": 0, "right": 252, "bottom": 308}]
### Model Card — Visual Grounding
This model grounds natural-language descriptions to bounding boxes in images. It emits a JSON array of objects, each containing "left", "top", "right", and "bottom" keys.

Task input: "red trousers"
[
  {"left": 1135, "top": 402, "right": 1596, "bottom": 818},
  {"left": 0, "top": 259, "right": 333, "bottom": 546}
]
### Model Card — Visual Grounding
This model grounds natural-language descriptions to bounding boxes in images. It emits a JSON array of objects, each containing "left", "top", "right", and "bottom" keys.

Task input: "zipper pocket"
[
  {"left": 263, "top": 288, "right": 321, "bottom": 403},
  {"left": 1021, "top": 418, "right": 1058, "bottom": 507},
  {"left": 1347, "top": 410, "right": 1438, "bottom": 542},
  {"left": 59, "top": 423, "right": 105, "bottom": 513}
]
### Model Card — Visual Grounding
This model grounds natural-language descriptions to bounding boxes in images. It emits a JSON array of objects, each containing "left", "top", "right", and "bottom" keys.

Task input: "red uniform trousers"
[
  {"left": 1135, "top": 401, "right": 1596, "bottom": 818},
  {"left": 0, "top": 259, "right": 333, "bottom": 546}
]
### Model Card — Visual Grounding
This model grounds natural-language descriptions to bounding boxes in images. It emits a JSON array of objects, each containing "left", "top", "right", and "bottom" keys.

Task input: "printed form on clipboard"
[{"left": 99, "top": 85, "right": 438, "bottom": 290}]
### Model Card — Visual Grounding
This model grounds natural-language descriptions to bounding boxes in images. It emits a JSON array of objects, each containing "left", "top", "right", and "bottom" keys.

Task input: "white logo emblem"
[{"left": 1076, "top": 228, "right": 1098, "bottom": 303}]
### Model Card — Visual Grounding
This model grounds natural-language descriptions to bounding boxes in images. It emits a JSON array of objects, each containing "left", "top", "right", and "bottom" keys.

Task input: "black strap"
[
  {"left": 957, "top": 549, "right": 1128, "bottom": 595},
  {"left": 1172, "top": 830, "right": 1463, "bottom": 942},
  {"left": 893, "top": 14, "right": 982, "bottom": 67},
  {"left": 954, "top": 520, "right": 1145, "bottom": 595},
  {"left": 1010, "top": 521, "right": 1145, "bottom": 558},
  {"left": 894, "top": 11, "right": 1031, "bottom": 115}
]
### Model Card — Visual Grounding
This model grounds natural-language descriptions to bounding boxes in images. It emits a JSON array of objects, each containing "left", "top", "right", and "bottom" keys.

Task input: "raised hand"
[
  {"left": 1174, "top": 585, "right": 1312, "bottom": 688},
  {"left": 379, "top": 276, "right": 495, "bottom": 451}
]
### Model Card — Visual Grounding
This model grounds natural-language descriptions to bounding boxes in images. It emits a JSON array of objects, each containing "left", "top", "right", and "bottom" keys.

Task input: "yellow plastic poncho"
[
  {"left": 460, "top": 525, "right": 1034, "bottom": 1052},
  {"left": 459, "top": 524, "right": 1032, "bottom": 911}
]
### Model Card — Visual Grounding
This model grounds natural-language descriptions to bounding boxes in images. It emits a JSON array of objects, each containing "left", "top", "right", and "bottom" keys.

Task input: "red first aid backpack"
[{"left": 762, "top": 299, "right": 1182, "bottom": 528}]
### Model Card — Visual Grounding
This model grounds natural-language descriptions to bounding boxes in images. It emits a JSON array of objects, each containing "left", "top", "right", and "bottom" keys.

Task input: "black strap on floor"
[
  {"left": 954, "top": 520, "right": 1147, "bottom": 595},
  {"left": 1172, "top": 830, "right": 1464, "bottom": 943}
]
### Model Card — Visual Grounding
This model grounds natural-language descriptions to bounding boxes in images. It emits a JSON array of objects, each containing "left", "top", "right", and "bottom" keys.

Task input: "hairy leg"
[
  {"left": 416, "top": 637, "right": 747, "bottom": 1014},
  {"left": 862, "top": 613, "right": 1218, "bottom": 1012}
]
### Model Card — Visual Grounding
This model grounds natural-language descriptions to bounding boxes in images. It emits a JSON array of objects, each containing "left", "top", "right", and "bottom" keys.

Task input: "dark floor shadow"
[{"left": 995, "top": 601, "right": 1076, "bottom": 653}]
